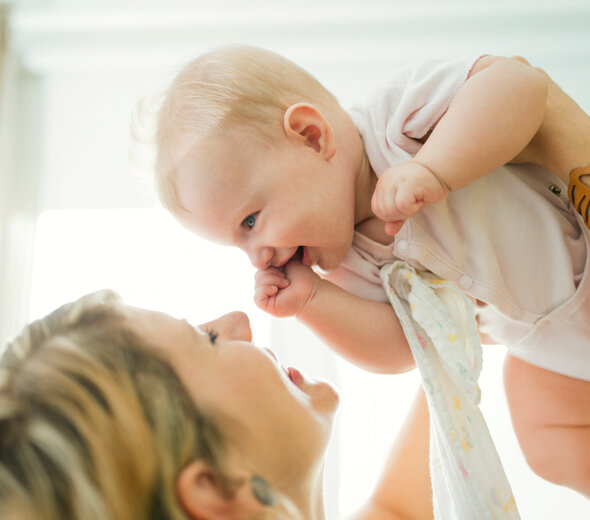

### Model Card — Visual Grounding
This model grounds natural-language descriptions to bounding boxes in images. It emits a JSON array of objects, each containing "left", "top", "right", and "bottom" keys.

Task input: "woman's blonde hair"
[
  {"left": 154, "top": 45, "right": 339, "bottom": 214},
  {"left": 0, "top": 290, "right": 228, "bottom": 520}
]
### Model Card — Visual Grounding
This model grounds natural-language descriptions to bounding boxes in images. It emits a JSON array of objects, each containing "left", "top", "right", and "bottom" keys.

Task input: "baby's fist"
[
  {"left": 372, "top": 161, "right": 449, "bottom": 235},
  {"left": 254, "top": 260, "right": 320, "bottom": 318}
]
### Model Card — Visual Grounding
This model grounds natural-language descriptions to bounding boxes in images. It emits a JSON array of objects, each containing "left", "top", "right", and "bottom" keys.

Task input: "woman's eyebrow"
[{"left": 182, "top": 320, "right": 213, "bottom": 343}]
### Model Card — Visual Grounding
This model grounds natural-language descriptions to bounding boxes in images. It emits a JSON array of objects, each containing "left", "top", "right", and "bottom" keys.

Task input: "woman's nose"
[
  {"left": 262, "top": 347, "right": 279, "bottom": 364},
  {"left": 202, "top": 311, "right": 252, "bottom": 342}
]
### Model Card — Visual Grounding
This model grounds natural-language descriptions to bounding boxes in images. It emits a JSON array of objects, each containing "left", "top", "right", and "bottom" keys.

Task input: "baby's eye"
[{"left": 242, "top": 213, "right": 257, "bottom": 229}]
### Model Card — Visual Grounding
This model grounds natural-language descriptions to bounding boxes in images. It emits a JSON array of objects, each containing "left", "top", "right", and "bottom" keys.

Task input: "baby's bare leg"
[{"left": 503, "top": 354, "right": 590, "bottom": 497}]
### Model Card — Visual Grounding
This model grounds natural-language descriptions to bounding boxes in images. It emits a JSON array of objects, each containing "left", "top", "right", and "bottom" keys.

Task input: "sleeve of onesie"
[
  {"left": 350, "top": 55, "right": 482, "bottom": 174},
  {"left": 392, "top": 56, "right": 482, "bottom": 140},
  {"left": 330, "top": 56, "right": 483, "bottom": 299}
]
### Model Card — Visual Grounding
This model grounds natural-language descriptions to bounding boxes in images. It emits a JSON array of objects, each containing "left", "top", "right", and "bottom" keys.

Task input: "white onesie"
[{"left": 326, "top": 56, "right": 590, "bottom": 381}]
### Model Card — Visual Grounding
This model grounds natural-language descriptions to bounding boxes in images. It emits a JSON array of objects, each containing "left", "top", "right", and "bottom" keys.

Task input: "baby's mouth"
[
  {"left": 283, "top": 246, "right": 312, "bottom": 268},
  {"left": 299, "top": 246, "right": 313, "bottom": 267},
  {"left": 293, "top": 246, "right": 304, "bottom": 262}
]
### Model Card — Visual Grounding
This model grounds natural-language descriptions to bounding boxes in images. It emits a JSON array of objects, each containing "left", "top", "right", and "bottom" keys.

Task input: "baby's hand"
[
  {"left": 371, "top": 160, "right": 450, "bottom": 235},
  {"left": 254, "top": 259, "right": 321, "bottom": 318}
]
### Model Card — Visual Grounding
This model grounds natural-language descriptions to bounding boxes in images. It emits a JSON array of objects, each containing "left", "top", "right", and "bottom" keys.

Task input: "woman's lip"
[
  {"left": 287, "top": 366, "right": 304, "bottom": 387},
  {"left": 279, "top": 360, "right": 304, "bottom": 388}
]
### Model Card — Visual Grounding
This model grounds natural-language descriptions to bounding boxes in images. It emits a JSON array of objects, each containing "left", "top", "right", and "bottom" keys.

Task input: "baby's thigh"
[{"left": 503, "top": 354, "right": 590, "bottom": 494}]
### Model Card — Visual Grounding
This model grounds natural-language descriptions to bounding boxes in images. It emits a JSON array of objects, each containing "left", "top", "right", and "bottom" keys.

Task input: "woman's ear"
[
  {"left": 283, "top": 103, "right": 336, "bottom": 159},
  {"left": 177, "top": 460, "right": 231, "bottom": 520},
  {"left": 176, "top": 460, "right": 267, "bottom": 520}
]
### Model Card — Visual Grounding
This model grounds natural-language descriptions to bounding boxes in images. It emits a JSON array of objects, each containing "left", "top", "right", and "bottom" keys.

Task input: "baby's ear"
[{"left": 283, "top": 103, "right": 336, "bottom": 159}]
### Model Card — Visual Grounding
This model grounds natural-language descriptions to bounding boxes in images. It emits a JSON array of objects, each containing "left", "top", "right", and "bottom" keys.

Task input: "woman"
[{"left": 0, "top": 290, "right": 432, "bottom": 520}]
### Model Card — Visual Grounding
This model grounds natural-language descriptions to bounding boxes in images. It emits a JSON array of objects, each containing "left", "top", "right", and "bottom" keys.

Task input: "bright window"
[{"left": 29, "top": 208, "right": 271, "bottom": 343}]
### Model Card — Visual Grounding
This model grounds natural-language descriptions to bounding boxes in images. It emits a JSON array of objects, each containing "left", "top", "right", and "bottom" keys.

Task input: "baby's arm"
[
  {"left": 372, "top": 55, "right": 548, "bottom": 234},
  {"left": 255, "top": 260, "right": 413, "bottom": 374}
]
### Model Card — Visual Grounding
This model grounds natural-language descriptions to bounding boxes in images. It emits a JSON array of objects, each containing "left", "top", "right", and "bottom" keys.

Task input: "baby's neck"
[
  {"left": 353, "top": 149, "right": 377, "bottom": 227},
  {"left": 355, "top": 217, "right": 395, "bottom": 245}
]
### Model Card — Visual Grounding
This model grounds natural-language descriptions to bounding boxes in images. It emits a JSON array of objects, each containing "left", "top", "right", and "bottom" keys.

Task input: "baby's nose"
[{"left": 250, "top": 246, "right": 273, "bottom": 270}]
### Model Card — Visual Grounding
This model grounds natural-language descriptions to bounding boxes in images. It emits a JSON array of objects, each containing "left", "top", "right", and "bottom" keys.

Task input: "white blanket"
[{"left": 381, "top": 262, "right": 520, "bottom": 520}]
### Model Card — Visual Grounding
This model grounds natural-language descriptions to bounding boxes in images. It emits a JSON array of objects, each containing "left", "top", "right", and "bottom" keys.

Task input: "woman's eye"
[
  {"left": 207, "top": 329, "right": 219, "bottom": 344},
  {"left": 242, "top": 213, "right": 257, "bottom": 229}
]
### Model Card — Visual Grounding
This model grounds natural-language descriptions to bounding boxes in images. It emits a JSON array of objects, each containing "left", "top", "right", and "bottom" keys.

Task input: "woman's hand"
[{"left": 253, "top": 259, "right": 322, "bottom": 318}]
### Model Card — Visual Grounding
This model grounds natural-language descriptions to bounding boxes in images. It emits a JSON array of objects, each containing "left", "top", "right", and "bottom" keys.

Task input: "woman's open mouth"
[
  {"left": 280, "top": 362, "right": 303, "bottom": 388},
  {"left": 286, "top": 366, "right": 303, "bottom": 387}
]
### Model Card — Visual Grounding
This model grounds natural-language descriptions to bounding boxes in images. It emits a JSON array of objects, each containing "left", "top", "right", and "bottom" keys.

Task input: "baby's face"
[{"left": 175, "top": 131, "right": 357, "bottom": 272}]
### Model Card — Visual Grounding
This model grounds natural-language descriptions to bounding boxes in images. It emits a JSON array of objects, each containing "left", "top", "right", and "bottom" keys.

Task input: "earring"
[{"left": 250, "top": 475, "right": 276, "bottom": 506}]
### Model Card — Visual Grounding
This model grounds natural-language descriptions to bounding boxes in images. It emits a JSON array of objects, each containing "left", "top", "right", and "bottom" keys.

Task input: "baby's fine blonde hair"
[
  {"left": 155, "top": 45, "right": 338, "bottom": 214},
  {"left": 0, "top": 290, "right": 228, "bottom": 520}
]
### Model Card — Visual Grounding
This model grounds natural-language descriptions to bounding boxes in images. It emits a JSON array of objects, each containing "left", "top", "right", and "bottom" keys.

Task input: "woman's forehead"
[{"left": 125, "top": 306, "right": 191, "bottom": 342}]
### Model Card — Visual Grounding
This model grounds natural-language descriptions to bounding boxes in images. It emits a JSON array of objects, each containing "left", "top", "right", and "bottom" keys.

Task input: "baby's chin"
[
  {"left": 297, "top": 240, "right": 352, "bottom": 274},
  {"left": 317, "top": 251, "right": 351, "bottom": 274}
]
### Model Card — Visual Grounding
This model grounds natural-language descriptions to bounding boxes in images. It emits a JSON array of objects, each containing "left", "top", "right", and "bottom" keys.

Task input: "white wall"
[{"left": 2, "top": 1, "right": 590, "bottom": 518}]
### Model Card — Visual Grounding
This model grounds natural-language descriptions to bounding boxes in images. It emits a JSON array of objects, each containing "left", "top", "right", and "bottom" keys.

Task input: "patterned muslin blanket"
[{"left": 381, "top": 262, "right": 520, "bottom": 520}]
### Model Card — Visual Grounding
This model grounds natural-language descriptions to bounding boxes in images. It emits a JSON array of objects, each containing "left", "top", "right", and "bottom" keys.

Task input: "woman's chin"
[{"left": 305, "top": 377, "right": 340, "bottom": 417}]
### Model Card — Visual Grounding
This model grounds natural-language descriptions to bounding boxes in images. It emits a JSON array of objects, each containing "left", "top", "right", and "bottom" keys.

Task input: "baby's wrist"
[
  {"left": 412, "top": 159, "right": 451, "bottom": 193},
  {"left": 295, "top": 278, "right": 326, "bottom": 323}
]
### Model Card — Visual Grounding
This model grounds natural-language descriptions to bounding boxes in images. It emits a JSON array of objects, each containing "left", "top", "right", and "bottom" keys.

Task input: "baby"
[{"left": 153, "top": 46, "right": 590, "bottom": 496}]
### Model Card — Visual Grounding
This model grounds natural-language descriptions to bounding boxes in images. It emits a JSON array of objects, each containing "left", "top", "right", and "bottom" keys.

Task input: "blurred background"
[{"left": 1, "top": 0, "right": 589, "bottom": 517}]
